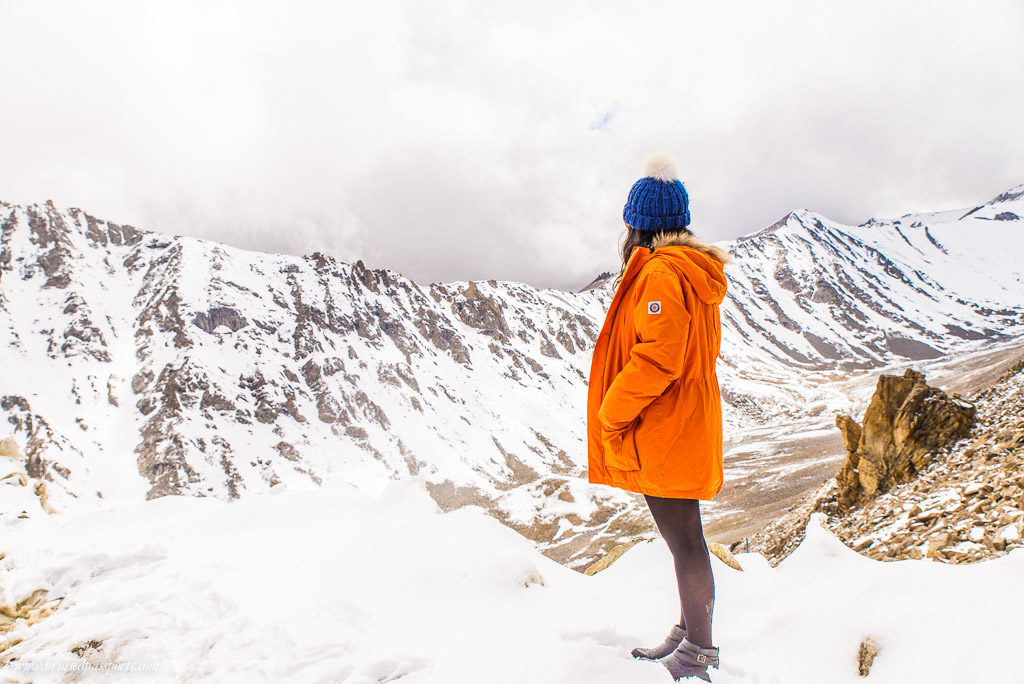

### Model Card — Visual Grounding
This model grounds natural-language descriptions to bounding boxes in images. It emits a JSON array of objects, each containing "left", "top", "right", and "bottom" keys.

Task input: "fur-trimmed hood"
[
  {"left": 650, "top": 230, "right": 732, "bottom": 265},
  {"left": 646, "top": 231, "right": 730, "bottom": 305}
]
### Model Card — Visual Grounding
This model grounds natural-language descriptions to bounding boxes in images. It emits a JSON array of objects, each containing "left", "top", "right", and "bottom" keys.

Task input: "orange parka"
[{"left": 587, "top": 231, "right": 729, "bottom": 499}]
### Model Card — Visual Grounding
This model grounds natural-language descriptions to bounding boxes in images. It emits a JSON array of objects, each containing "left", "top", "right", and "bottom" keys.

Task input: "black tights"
[{"left": 643, "top": 494, "right": 715, "bottom": 648}]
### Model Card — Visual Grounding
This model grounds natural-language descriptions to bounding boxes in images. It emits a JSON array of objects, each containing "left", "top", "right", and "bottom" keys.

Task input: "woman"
[{"left": 586, "top": 152, "right": 729, "bottom": 682}]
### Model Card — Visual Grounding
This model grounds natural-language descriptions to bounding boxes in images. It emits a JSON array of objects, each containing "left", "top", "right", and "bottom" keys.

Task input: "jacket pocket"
[
  {"left": 632, "top": 383, "right": 682, "bottom": 470},
  {"left": 601, "top": 421, "right": 640, "bottom": 471}
]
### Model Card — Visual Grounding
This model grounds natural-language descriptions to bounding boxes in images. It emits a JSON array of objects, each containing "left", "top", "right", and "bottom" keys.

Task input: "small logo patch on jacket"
[{"left": 647, "top": 301, "right": 661, "bottom": 314}]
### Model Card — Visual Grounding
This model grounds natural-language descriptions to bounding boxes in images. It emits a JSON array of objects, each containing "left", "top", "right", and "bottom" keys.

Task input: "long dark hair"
[{"left": 613, "top": 224, "right": 693, "bottom": 288}]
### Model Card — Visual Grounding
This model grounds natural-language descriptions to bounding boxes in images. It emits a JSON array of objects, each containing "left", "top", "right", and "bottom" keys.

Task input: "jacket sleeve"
[{"left": 597, "top": 269, "right": 691, "bottom": 431}]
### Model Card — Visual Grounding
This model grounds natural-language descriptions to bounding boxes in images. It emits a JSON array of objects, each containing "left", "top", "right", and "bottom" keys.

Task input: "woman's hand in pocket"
[{"left": 600, "top": 421, "right": 640, "bottom": 472}]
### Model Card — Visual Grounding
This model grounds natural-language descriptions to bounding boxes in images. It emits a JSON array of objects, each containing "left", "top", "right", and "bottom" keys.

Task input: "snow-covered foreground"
[{"left": 3, "top": 477, "right": 1022, "bottom": 683}]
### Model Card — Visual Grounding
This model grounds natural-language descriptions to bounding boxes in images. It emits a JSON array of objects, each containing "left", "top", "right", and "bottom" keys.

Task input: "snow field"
[{"left": 3, "top": 476, "right": 1023, "bottom": 683}]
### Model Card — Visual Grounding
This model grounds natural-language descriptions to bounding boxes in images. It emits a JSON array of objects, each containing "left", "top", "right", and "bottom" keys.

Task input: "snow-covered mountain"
[
  {"left": 714, "top": 186, "right": 1024, "bottom": 421},
  {"left": 0, "top": 201, "right": 628, "bottom": 567},
  {"left": 1, "top": 185, "right": 1022, "bottom": 568}
]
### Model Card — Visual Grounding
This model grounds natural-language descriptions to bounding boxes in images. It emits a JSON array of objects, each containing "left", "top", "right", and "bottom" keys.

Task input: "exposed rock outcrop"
[
  {"left": 834, "top": 369, "right": 975, "bottom": 512},
  {"left": 0, "top": 431, "right": 61, "bottom": 516},
  {"left": 451, "top": 281, "right": 511, "bottom": 342},
  {"left": 0, "top": 587, "right": 58, "bottom": 650},
  {"left": 0, "top": 435, "right": 22, "bottom": 460},
  {"left": 192, "top": 306, "right": 248, "bottom": 334},
  {"left": 857, "top": 637, "right": 882, "bottom": 676},
  {"left": 742, "top": 365, "right": 1000, "bottom": 567},
  {"left": 827, "top": 358, "right": 1024, "bottom": 563}
]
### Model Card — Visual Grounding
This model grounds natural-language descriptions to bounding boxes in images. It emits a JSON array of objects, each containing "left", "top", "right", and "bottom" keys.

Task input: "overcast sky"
[{"left": 1, "top": 1, "right": 1022, "bottom": 290}]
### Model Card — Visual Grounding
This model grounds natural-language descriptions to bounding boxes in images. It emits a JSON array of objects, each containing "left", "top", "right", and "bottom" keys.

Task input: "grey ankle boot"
[
  {"left": 630, "top": 624, "right": 686, "bottom": 660},
  {"left": 661, "top": 637, "right": 720, "bottom": 681}
]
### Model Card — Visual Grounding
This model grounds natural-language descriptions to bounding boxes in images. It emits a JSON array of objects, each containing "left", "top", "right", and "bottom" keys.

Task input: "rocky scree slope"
[
  {"left": 741, "top": 359, "right": 1024, "bottom": 566},
  {"left": 827, "top": 358, "right": 1024, "bottom": 563},
  {"left": 1, "top": 186, "right": 1023, "bottom": 570}
]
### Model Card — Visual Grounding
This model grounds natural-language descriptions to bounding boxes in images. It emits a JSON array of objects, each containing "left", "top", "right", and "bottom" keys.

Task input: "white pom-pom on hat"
[{"left": 643, "top": 150, "right": 679, "bottom": 182}]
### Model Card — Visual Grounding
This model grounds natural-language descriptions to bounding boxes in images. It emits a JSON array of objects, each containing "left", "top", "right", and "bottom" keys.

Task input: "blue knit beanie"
[{"left": 622, "top": 151, "right": 691, "bottom": 231}]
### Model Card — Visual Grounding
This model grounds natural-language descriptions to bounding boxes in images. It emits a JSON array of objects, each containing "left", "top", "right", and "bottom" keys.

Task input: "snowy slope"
[
  {"left": 1, "top": 185, "right": 1023, "bottom": 568},
  {"left": 727, "top": 196, "right": 1024, "bottom": 368},
  {"left": 2, "top": 478, "right": 1022, "bottom": 683},
  {"left": 715, "top": 186, "right": 1024, "bottom": 422},
  {"left": 0, "top": 201, "right": 636, "bottom": 568}
]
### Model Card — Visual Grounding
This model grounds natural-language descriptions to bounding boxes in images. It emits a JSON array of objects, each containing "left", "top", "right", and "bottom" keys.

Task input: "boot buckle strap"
[{"left": 696, "top": 654, "right": 707, "bottom": 663}]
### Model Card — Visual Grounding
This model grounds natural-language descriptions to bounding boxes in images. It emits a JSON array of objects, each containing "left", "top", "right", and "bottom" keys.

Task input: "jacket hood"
[{"left": 648, "top": 231, "right": 730, "bottom": 305}]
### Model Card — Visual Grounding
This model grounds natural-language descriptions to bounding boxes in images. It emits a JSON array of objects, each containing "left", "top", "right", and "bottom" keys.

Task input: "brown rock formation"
[
  {"left": 827, "top": 357, "right": 1024, "bottom": 564},
  {"left": 835, "top": 369, "right": 976, "bottom": 512}
]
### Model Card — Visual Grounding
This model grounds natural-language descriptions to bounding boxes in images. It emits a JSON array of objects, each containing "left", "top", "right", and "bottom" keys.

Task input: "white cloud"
[{"left": 1, "top": 0, "right": 1021, "bottom": 289}]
